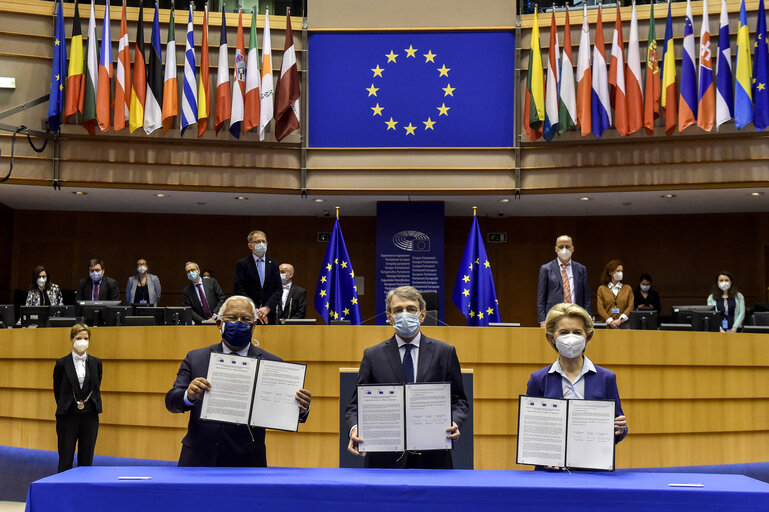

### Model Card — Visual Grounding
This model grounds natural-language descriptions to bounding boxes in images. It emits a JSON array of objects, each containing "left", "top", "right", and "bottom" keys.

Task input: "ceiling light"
[
  {"left": 749, "top": 192, "right": 765, "bottom": 197},
  {"left": 578, "top": 196, "right": 592, "bottom": 201},
  {"left": 234, "top": 196, "right": 248, "bottom": 201},
  {"left": 498, "top": 198, "right": 510, "bottom": 203},
  {"left": 313, "top": 198, "right": 325, "bottom": 203},
  {"left": 154, "top": 193, "right": 169, "bottom": 198},
  {"left": 72, "top": 191, "right": 87, "bottom": 196},
  {"left": 660, "top": 194, "right": 677, "bottom": 199}
]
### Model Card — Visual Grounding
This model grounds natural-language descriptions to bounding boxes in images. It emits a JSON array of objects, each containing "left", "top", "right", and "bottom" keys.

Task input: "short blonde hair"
[
  {"left": 70, "top": 323, "right": 91, "bottom": 339},
  {"left": 385, "top": 286, "right": 426, "bottom": 312},
  {"left": 544, "top": 303, "right": 594, "bottom": 340},
  {"left": 247, "top": 230, "right": 267, "bottom": 243}
]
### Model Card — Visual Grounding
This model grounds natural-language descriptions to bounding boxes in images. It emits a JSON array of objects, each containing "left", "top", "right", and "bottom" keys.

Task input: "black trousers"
[{"left": 56, "top": 411, "right": 99, "bottom": 472}]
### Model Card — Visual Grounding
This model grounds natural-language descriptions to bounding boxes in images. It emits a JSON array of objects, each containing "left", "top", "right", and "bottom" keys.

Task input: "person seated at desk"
[
  {"left": 634, "top": 273, "right": 661, "bottom": 313},
  {"left": 526, "top": 303, "right": 628, "bottom": 450},
  {"left": 75, "top": 258, "right": 120, "bottom": 313},
  {"left": 182, "top": 261, "right": 226, "bottom": 324},
  {"left": 707, "top": 271, "right": 745, "bottom": 333},
  {"left": 165, "top": 295, "right": 311, "bottom": 467},
  {"left": 26, "top": 265, "right": 64, "bottom": 306},
  {"left": 126, "top": 258, "right": 161, "bottom": 306},
  {"left": 277, "top": 263, "right": 307, "bottom": 322},
  {"left": 596, "top": 260, "right": 634, "bottom": 329}
]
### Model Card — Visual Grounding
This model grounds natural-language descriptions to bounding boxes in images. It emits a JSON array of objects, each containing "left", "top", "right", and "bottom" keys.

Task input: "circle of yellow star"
[
  {"left": 371, "top": 64, "right": 384, "bottom": 77},
  {"left": 385, "top": 50, "right": 399, "bottom": 63},
  {"left": 371, "top": 103, "right": 384, "bottom": 116},
  {"left": 437, "top": 64, "right": 451, "bottom": 77},
  {"left": 423, "top": 117, "right": 436, "bottom": 130},
  {"left": 385, "top": 117, "right": 398, "bottom": 130},
  {"left": 423, "top": 50, "right": 436, "bottom": 63},
  {"left": 442, "top": 83, "right": 456, "bottom": 96},
  {"left": 366, "top": 84, "right": 379, "bottom": 97},
  {"left": 404, "top": 123, "right": 416, "bottom": 135},
  {"left": 437, "top": 103, "right": 451, "bottom": 116},
  {"left": 404, "top": 45, "right": 418, "bottom": 57}
]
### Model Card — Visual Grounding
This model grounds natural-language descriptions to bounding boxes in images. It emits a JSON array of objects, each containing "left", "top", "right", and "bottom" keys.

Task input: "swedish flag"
[
  {"left": 451, "top": 216, "right": 500, "bottom": 326},
  {"left": 314, "top": 219, "right": 362, "bottom": 325}
]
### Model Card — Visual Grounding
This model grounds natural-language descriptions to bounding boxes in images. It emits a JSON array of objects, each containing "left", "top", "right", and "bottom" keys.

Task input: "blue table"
[{"left": 25, "top": 466, "right": 769, "bottom": 512}]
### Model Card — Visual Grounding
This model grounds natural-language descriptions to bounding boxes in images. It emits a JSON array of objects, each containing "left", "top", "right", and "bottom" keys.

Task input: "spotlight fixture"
[
  {"left": 154, "top": 193, "right": 170, "bottom": 198},
  {"left": 578, "top": 196, "right": 592, "bottom": 201},
  {"left": 498, "top": 198, "right": 510, "bottom": 203},
  {"left": 72, "top": 191, "right": 87, "bottom": 196},
  {"left": 234, "top": 196, "right": 248, "bottom": 201},
  {"left": 313, "top": 198, "right": 325, "bottom": 203},
  {"left": 749, "top": 192, "right": 765, "bottom": 197},
  {"left": 660, "top": 194, "right": 677, "bottom": 199}
]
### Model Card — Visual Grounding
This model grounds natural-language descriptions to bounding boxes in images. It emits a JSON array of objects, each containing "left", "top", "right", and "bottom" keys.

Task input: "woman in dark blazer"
[
  {"left": 53, "top": 324, "right": 103, "bottom": 472},
  {"left": 25, "top": 265, "right": 64, "bottom": 306}
]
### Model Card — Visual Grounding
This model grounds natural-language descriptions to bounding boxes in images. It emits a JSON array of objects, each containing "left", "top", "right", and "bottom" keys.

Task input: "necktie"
[
  {"left": 92, "top": 281, "right": 100, "bottom": 301},
  {"left": 257, "top": 259, "right": 265, "bottom": 287},
  {"left": 196, "top": 283, "right": 212, "bottom": 318},
  {"left": 561, "top": 264, "right": 572, "bottom": 303},
  {"left": 402, "top": 344, "right": 415, "bottom": 384}
]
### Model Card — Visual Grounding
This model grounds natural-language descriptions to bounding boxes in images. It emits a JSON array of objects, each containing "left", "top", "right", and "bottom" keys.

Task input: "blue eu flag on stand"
[
  {"left": 314, "top": 218, "right": 362, "bottom": 325},
  {"left": 48, "top": 0, "right": 66, "bottom": 132},
  {"left": 451, "top": 216, "right": 499, "bottom": 326}
]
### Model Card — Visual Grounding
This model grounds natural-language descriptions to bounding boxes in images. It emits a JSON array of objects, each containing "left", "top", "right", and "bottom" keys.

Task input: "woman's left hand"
[{"left": 614, "top": 415, "right": 627, "bottom": 435}]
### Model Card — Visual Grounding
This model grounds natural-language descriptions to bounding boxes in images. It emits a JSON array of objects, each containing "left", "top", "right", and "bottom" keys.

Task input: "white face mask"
[
  {"left": 252, "top": 243, "right": 267, "bottom": 257},
  {"left": 557, "top": 248, "right": 572, "bottom": 262},
  {"left": 718, "top": 280, "right": 731, "bottom": 291},
  {"left": 280, "top": 273, "right": 289, "bottom": 284},
  {"left": 640, "top": 284, "right": 651, "bottom": 292},
  {"left": 73, "top": 338, "right": 89, "bottom": 353},
  {"left": 554, "top": 333, "right": 586, "bottom": 359},
  {"left": 613, "top": 271, "right": 623, "bottom": 282},
  {"left": 392, "top": 312, "right": 421, "bottom": 339},
  {"left": 37, "top": 277, "right": 47, "bottom": 288},
  {"left": 137, "top": 265, "right": 148, "bottom": 274}
]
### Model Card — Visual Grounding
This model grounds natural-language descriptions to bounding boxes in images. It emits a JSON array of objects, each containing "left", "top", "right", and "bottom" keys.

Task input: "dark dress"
[{"left": 634, "top": 288, "right": 661, "bottom": 312}]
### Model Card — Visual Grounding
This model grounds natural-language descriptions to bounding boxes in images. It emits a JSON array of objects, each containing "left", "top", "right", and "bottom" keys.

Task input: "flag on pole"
[
  {"left": 161, "top": 6, "right": 177, "bottom": 133},
  {"left": 96, "top": 0, "right": 112, "bottom": 132},
  {"left": 48, "top": 0, "right": 67, "bottom": 133},
  {"left": 144, "top": 2, "right": 163, "bottom": 134},
  {"left": 716, "top": 0, "right": 734, "bottom": 128},
  {"left": 128, "top": 3, "right": 146, "bottom": 133},
  {"left": 524, "top": 9, "right": 544, "bottom": 141},
  {"left": 753, "top": 0, "right": 769, "bottom": 131},
  {"left": 626, "top": 1, "right": 644, "bottom": 134},
  {"left": 114, "top": 0, "right": 130, "bottom": 131},
  {"left": 661, "top": 0, "right": 678, "bottom": 135},
  {"left": 543, "top": 10, "right": 560, "bottom": 141},
  {"left": 678, "top": 0, "right": 698, "bottom": 132},
  {"left": 314, "top": 217, "right": 362, "bottom": 325},
  {"left": 609, "top": 5, "right": 628, "bottom": 136},
  {"left": 558, "top": 6, "right": 576, "bottom": 135},
  {"left": 229, "top": 8, "right": 246, "bottom": 138},
  {"left": 63, "top": 0, "right": 83, "bottom": 123},
  {"left": 215, "top": 5, "right": 231, "bottom": 134},
  {"left": 259, "top": 7, "right": 274, "bottom": 141},
  {"left": 591, "top": 5, "right": 611, "bottom": 138},
  {"left": 82, "top": 0, "right": 98, "bottom": 135},
  {"left": 451, "top": 215, "right": 500, "bottom": 327},
  {"left": 275, "top": 9, "right": 300, "bottom": 141},
  {"left": 644, "top": 1, "right": 660, "bottom": 134},
  {"left": 181, "top": 4, "right": 198, "bottom": 135},
  {"left": 697, "top": 0, "right": 715, "bottom": 132},
  {"left": 243, "top": 8, "right": 261, "bottom": 134},
  {"left": 735, "top": 0, "right": 753, "bottom": 129},
  {"left": 577, "top": 4, "right": 592, "bottom": 136},
  {"left": 197, "top": 4, "right": 210, "bottom": 137}
]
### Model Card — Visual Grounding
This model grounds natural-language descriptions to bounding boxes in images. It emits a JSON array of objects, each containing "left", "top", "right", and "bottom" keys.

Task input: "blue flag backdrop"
[
  {"left": 314, "top": 219, "right": 362, "bottom": 325},
  {"left": 308, "top": 31, "right": 515, "bottom": 147},
  {"left": 451, "top": 216, "right": 500, "bottom": 326}
]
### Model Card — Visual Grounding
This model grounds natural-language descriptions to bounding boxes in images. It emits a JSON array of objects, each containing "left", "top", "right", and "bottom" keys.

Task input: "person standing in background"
[
  {"left": 596, "top": 260, "right": 634, "bottom": 329},
  {"left": 707, "top": 271, "right": 745, "bottom": 332},
  {"left": 233, "top": 230, "right": 282, "bottom": 325},
  {"left": 537, "top": 235, "right": 591, "bottom": 327},
  {"left": 126, "top": 258, "right": 161, "bottom": 306},
  {"left": 634, "top": 273, "right": 661, "bottom": 312},
  {"left": 277, "top": 263, "right": 307, "bottom": 322},
  {"left": 26, "top": 265, "right": 64, "bottom": 306}
]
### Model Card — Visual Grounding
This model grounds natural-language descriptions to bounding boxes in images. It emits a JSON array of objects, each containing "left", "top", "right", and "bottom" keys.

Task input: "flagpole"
[
  {"left": 335, "top": 206, "right": 340, "bottom": 219},
  {"left": 472, "top": 206, "right": 477, "bottom": 216}
]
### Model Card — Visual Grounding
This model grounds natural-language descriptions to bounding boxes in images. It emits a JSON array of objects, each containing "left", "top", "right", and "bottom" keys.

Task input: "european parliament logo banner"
[{"left": 308, "top": 32, "right": 515, "bottom": 147}]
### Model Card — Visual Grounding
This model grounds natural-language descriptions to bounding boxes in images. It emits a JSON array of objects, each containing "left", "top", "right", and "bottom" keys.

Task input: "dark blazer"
[
  {"left": 53, "top": 353, "right": 103, "bottom": 415},
  {"left": 537, "top": 259, "right": 592, "bottom": 323},
  {"left": 75, "top": 276, "right": 120, "bottom": 313},
  {"left": 183, "top": 277, "right": 227, "bottom": 324},
  {"left": 233, "top": 255, "right": 282, "bottom": 324},
  {"left": 526, "top": 363, "right": 627, "bottom": 443},
  {"left": 165, "top": 343, "right": 308, "bottom": 467},
  {"left": 277, "top": 284, "right": 307, "bottom": 320},
  {"left": 344, "top": 334, "right": 469, "bottom": 469}
]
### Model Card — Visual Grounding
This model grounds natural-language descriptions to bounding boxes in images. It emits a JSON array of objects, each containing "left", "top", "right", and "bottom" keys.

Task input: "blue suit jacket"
[
  {"left": 537, "top": 259, "right": 592, "bottom": 323},
  {"left": 526, "top": 363, "right": 627, "bottom": 442}
]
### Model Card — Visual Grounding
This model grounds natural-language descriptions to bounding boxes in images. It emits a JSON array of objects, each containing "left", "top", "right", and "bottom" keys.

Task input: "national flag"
[
  {"left": 161, "top": 6, "right": 177, "bottom": 133},
  {"left": 735, "top": 0, "right": 753, "bottom": 129},
  {"left": 274, "top": 9, "right": 300, "bottom": 141},
  {"left": 82, "top": 0, "right": 98, "bottom": 135},
  {"left": 626, "top": 1, "right": 644, "bottom": 134},
  {"left": 181, "top": 4, "right": 198, "bottom": 136},
  {"left": 558, "top": 6, "right": 576, "bottom": 135},
  {"left": 716, "top": 0, "right": 734, "bottom": 128},
  {"left": 697, "top": 0, "right": 715, "bottom": 132},
  {"left": 678, "top": 0, "right": 698, "bottom": 132},
  {"left": 543, "top": 10, "right": 560, "bottom": 141},
  {"left": 129, "top": 4, "right": 146, "bottom": 133},
  {"left": 63, "top": 0, "right": 83, "bottom": 123},
  {"left": 48, "top": 0, "right": 67, "bottom": 133},
  {"left": 144, "top": 3, "right": 163, "bottom": 134},
  {"left": 197, "top": 4, "right": 210, "bottom": 137},
  {"left": 114, "top": 0, "right": 130, "bottom": 131},
  {"left": 609, "top": 5, "right": 628, "bottom": 136},
  {"left": 661, "top": 0, "right": 678, "bottom": 135},
  {"left": 259, "top": 7, "right": 274, "bottom": 141},
  {"left": 96, "top": 0, "right": 111, "bottom": 132},
  {"left": 644, "top": 1, "right": 660, "bottom": 134},
  {"left": 524, "top": 9, "right": 544, "bottom": 141},
  {"left": 576, "top": 4, "right": 592, "bottom": 136},
  {"left": 314, "top": 218, "right": 362, "bottom": 325},
  {"left": 243, "top": 8, "right": 261, "bottom": 134},
  {"left": 591, "top": 5, "right": 611, "bottom": 137},
  {"left": 451, "top": 215, "right": 500, "bottom": 327},
  {"left": 229, "top": 8, "right": 246, "bottom": 138},
  {"left": 214, "top": 6, "right": 231, "bottom": 134},
  {"left": 754, "top": 0, "right": 769, "bottom": 130}
]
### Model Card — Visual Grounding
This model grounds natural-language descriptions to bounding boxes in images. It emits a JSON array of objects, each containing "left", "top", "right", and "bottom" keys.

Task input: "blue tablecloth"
[{"left": 25, "top": 466, "right": 769, "bottom": 512}]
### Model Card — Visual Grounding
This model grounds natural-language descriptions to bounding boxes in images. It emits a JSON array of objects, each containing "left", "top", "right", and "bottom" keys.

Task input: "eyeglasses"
[
  {"left": 390, "top": 306, "right": 420, "bottom": 314},
  {"left": 221, "top": 314, "right": 254, "bottom": 324}
]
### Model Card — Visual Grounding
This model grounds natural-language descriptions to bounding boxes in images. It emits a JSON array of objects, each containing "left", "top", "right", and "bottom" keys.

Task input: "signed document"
[
  {"left": 405, "top": 383, "right": 452, "bottom": 451},
  {"left": 249, "top": 360, "right": 307, "bottom": 432}
]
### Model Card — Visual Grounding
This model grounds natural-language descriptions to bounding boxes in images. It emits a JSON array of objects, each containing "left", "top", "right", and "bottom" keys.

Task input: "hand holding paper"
[{"left": 186, "top": 377, "right": 211, "bottom": 401}]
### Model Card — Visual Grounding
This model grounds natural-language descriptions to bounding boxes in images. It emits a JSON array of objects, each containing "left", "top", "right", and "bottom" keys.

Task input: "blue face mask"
[
  {"left": 221, "top": 321, "right": 254, "bottom": 349},
  {"left": 187, "top": 271, "right": 199, "bottom": 281},
  {"left": 393, "top": 312, "right": 421, "bottom": 338}
]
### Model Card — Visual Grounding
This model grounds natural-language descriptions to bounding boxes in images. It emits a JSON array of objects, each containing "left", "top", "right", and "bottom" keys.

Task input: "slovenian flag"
[
  {"left": 697, "top": 0, "right": 715, "bottom": 132},
  {"left": 576, "top": 4, "right": 592, "bottom": 136},
  {"left": 716, "top": 0, "right": 734, "bottom": 128},
  {"left": 678, "top": 0, "right": 697, "bottom": 132},
  {"left": 591, "top": 5, "right": 611, "bottom": 138}
]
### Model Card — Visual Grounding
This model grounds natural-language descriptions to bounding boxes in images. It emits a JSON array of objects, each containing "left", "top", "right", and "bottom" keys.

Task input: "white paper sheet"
[
  {"left": 565, "top": 399, "right": 616, "bottom": 470},
  {"left": 357, "top": 385, "right": 405, "bottom": 453},
  {"left": 516, "top": 396, "right": 567, "bottom": 467},
  {"left": 249, "top": 360, "right": 306, "bottom": 432},
  {"left": 405, "top": 383, "right": 452, "bottom": 451},
  {"left": 200, "top": 353, "right": 258, "bottom": 424}
]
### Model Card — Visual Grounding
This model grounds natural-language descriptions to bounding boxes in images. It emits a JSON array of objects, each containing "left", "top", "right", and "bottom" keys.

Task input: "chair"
[{"left": 752, "top": 312, "right": 769, "bottom": 326}]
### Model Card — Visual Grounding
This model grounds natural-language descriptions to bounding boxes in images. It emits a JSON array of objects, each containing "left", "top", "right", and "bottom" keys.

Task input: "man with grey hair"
[
  {"left": 166, "top": 295, "right": 312, "bottom": 466},
  {"left": 182, "top": 261, "right": 226, "bottom": 324},
  {"left": 344, "top": 286, "right": 468, "bottom": 469},
  {"left": 537, "top": 235, "right": 591, "bottom": 327},
  {"left": 234, "top": 230, "right": 283, "bottom": 325},
  {"left": 277, "top": 263, "right": 307, "bottom": 322}
]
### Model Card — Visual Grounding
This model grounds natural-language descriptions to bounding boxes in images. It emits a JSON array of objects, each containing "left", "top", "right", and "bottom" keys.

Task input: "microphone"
[{"left": 359, "top": 311, "right": 388, "bottom": 325}]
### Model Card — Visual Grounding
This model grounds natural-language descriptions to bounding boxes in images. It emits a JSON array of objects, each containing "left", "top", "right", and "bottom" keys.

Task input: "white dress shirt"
[
  {"left": 548, "top": 356, "right": 597, "bottom": 399},
  {"left": 281, "top": 283, "right": 292, "bottom": 309},
  {"left": 72, "top": 351, "right": 87, "bottom": 388}
]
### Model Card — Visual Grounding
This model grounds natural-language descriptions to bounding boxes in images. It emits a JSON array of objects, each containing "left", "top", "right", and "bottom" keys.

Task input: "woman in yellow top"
[{"left": 596, "top": 260, "right": 634, "bottom": 329}]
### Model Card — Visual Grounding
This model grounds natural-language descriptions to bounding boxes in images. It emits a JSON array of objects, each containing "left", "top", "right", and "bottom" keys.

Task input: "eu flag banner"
[
  {"left": 308, "top": 32, "right": 514, "bottom": 147},
  {"left": 48, "top": 0, "right": 66, "bottom": 133},
  {"left": 314, "top": 219, "right": 362, "bottom": 325},
  {"left": 451, "top": 216, "right": 500, "bottom": 326}
]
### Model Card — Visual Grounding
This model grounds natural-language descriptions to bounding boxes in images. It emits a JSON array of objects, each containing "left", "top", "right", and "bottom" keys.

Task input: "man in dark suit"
[
  {"left": 74, "top": 258, "right": 120, "bottom": 314},
  {"left": 165, "top": 295, "right": 312, "bottom": 467},
  {"left": 345, "top": 286, "right": 469, "bottom": 469},
  {"left": 53, "top": 324, "right": 103, "bottom": 472},
  {"left": 537, "top": 235, "right": 591, "bottom": 326},
  {"left": 277, "top": 263, "right": 306, "bottom": 322},
  {"left": 233, "top": 230, "right": 282, "bottom": 325},
  {"left": 182, "top": 261, "right": 226, "bottom": 324}
]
